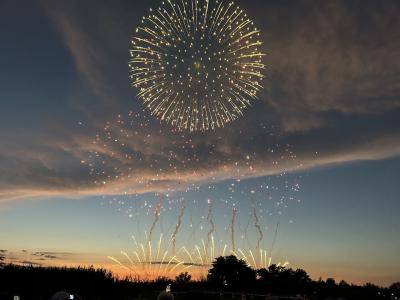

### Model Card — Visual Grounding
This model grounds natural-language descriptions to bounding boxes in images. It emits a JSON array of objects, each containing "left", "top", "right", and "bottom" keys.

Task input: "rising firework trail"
[
  {"left": 231, "top": 207, "right": 237, "bottom": 251},
  {"left": 270, "top": 221, "right": 280, "bottom": 255},
  {"left": 171, "top": 200, "right": 186, "bottom": 254},
  {"left": 252, "top": 201, "right": 263, "bottom": 249},
  {"left": 148, "top": 195, "right": 164, "bottom": 243},
  {"left": 205, "top": 199, "right": 215, "bottom": 258},
  {"left": 129, "top": 0, "right": 266, "bottom": 131}
]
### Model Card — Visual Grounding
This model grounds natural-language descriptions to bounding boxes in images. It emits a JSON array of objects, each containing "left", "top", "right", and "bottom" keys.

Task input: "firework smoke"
[
  {"left": 205, "top": 199, "right": 215, "bottom": 258},
  {"left": 231, "top": 207, "right": 237, "bottom": 251},
  {"left": 171, "top": 200, "right": 186, "bottom": 254},
  {"left": 253, "top": 206, "right": 263, "bottom": 249},
  {"left": 270, "top": 221, "right": 280, "bottom": 255},
  {"left": 148, "top": 195, "right": 164, "bottom": 243}
]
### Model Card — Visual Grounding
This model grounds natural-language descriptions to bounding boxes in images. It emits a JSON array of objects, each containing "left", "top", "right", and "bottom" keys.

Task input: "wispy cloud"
[
  {"left": 32, "top": 251, "right": 74, "bottom": 260},
  {"left": 2, "top": 250, "right": 80, "bottom": 266},
  {"left": 257, "top": 0, "right": 400, "bottom": 132}
]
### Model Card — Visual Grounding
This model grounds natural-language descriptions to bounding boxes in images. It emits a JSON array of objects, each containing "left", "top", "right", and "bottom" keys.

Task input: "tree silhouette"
[
  {"left": 0, "top": 262, "right": 392, "bottom": 299},
  {"left": 207, "top": 255, "right": 256, "bottom": 291},
  {"left": 390, "top": 282, "right": 400, "bottom": 292},
  {"left": 175, "top": 272, "right": 191, "bottom": 284},
  {"left": 0, "top": 250, "right": 6, "bottom": 267},
  {"left": 257, "top": 265, "right": 311, "bottom": 294}
]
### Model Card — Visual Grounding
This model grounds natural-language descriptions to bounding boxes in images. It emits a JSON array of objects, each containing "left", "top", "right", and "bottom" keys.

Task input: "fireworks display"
[
  {"left": 108, "top": 233, "right": 289, "bottom": 280},
  {"left": 86, "top": 2, "right": 296, "bottom": 280},
  {"left": 83, "top": 111, "right": 303, "bottom": 280},
  {"left": 129, "top": 0, "right": 265, "bottom": 132}
]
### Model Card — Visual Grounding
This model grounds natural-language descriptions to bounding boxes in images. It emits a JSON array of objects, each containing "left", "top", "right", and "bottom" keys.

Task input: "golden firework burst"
[{"left": 129, "top": 0, "right": 265, "bottom": 132}]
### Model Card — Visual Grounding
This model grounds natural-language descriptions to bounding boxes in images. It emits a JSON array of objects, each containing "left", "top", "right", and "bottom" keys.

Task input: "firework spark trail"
[
  {"left": 270, "top": 221, "right": 280, "bottom": 255},
  {"left": 249, "top": 250, "right": 257, "bottom": 268},
  {"left": 231, "top": 207, "right": 237, "bottom": 251},
  {"left": 129, "top": 0, "right": 265, "bottom": 131},
  {"left": 253, "top": 206, "right": 263, "bottom": 249},
  {"left": 222, "top": 244, "right": 227, "bottom": 257},
  {"left": 244, "top": 214, "right": 253, "bottom": 247},
  {"left": 110, "top": 233, "right": 200, "bottom": 280},
  {"left": 205, "top": 199, "right": 215, "bottom": 258},
  {"left": 109, "top": 237, "right": 289, "bottom": 280},
  {"left": 108, "top": 256, "right": 129, "bottom": 271},
  {"left": 201, "top": 239, "right": 207, "bottom": 262},
  {"left": 156, "top": 234, "right": 163, "bottom": 261},
  {"left": 180, "top": 246, "right": 195, "bottom": 264},
  {"left": 148, "top": 195, "right": 163, "bottom": 243},
  {"left": 195, "top": 245, "right": 204, "bottom": 265},
  {"left": 121, "top": 251, "right": 140, "bottom": 277},
  {"left": 238, "top": 249, "right": 249, "bottom": 266},
  {"left": 171, "top": 200, "right": 186, "bottom": 254}
]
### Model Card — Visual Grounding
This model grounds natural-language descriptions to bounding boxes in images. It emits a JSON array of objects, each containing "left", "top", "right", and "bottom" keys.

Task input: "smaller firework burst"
[
  {"left": 108, "top": 233, "right": 288, "bottom": 281},
  {"left": 108, "top": 233, "right": 193, "bottom": 280}
]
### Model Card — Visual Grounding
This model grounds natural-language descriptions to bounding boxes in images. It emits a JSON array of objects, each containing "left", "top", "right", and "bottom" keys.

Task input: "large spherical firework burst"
[{"left": 129, "top": 0, "right": 265, "bottom": 132}]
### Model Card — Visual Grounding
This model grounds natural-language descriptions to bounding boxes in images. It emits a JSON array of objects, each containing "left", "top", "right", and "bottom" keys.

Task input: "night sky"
[{"left": 0, "top": 0, "right": 400, "bottom": 286}]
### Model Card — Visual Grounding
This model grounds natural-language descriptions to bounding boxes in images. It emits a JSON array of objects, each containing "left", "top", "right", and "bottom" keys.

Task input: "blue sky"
[
  {"left": 0, "top": 0, "right": 399, "bottom": 286},
  {"left": 1, "top": 156, "right": 399, "bottom": 285}
]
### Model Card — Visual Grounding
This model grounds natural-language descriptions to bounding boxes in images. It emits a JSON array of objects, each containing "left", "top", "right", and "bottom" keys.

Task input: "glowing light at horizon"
[{"left": 108, "top": 233, "right": 289, "bottom": 280}]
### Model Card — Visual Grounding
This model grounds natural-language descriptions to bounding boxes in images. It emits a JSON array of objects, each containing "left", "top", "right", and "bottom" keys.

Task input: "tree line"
[{"left": 0, "top": 256, "right": 399, "bottom": 300}]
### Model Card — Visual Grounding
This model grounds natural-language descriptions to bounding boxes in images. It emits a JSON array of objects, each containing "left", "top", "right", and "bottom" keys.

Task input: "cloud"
[
  {"left": 42, "top": 0, "right": 400, "bottom": 124},
  {"left": 42, "top": 0, "right": 137, "bottom": 113},
  {"left": 0, "top": 0, "right": 399, "bottom": 204},
  {"left": 1, "top": 109, "right": 399, "bottom": 206},
  {"left": 255, "top": 0, "right": 400, "bottom": 132},
  {"left": 1, "top": 250, "right": 78, "bottom": 266},
  {"left": 32, "top": 252, "right": 74, "bottom": 260}
]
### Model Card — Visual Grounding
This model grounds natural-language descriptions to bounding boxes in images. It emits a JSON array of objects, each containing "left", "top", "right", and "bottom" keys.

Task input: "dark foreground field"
[{"left": 0, "top": 258, "right": 399, "bottom": 300}]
